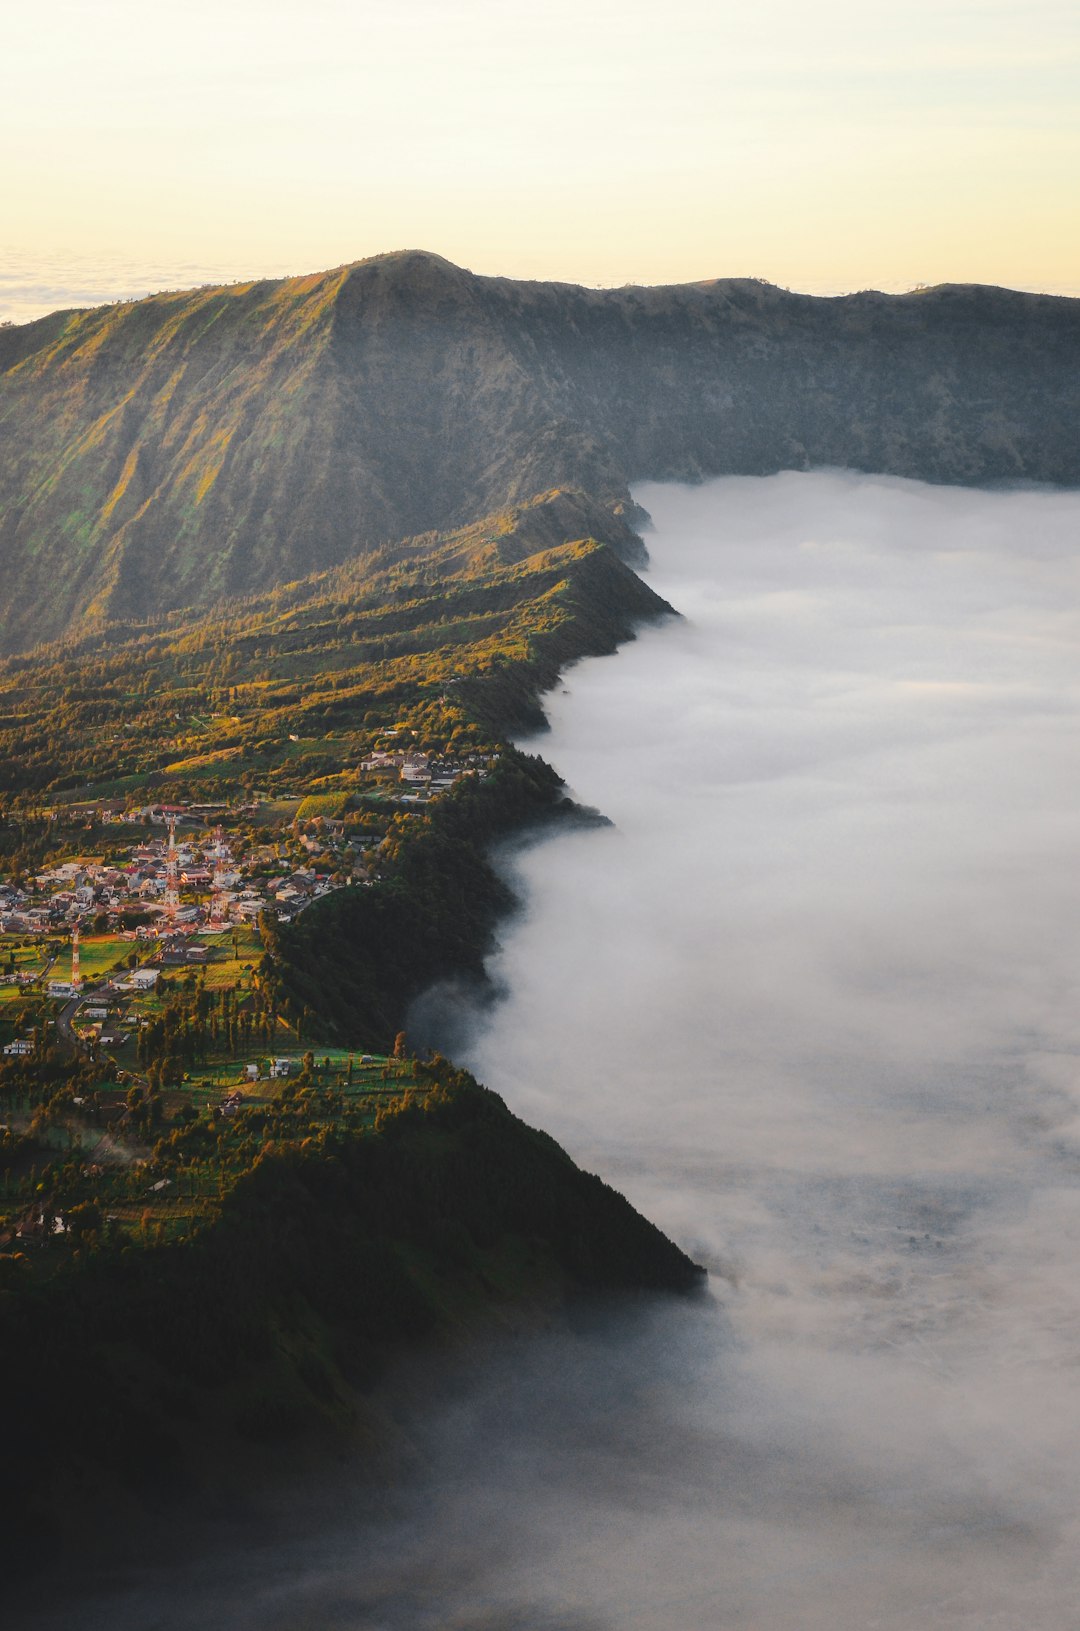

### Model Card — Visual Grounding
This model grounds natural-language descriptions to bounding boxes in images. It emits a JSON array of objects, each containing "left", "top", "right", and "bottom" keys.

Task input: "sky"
[{"left": 2, "top": 0, "right": 1079, "bottom": 320}]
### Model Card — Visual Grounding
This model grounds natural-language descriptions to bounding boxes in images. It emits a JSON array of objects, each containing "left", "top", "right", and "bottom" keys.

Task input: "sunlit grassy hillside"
[{"left": 0, "top": 490, "right": 668, "bottom": 804}]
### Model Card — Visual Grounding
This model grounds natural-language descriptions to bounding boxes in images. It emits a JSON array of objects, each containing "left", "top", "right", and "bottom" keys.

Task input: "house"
[
  {"left": 271, "top": 1057, "right": 294, "bottom": 1078},
  {"left": 47, "top": 980, "right": 79, "bottom": 998},
  {"left": 130, "top": 968, "right": 160, "bottom": 989},
  {"left": 3, "top": 1040, "right": 32, "bottom": 1056},
  {"left": 159, "top": 940, "right": 208, "bottom": 966},
  {"left": 146, "top": 803, "right": 188, "bottom": 825},
  {"left": 400, "top": 755, "right": 430, "bottom": 784}
]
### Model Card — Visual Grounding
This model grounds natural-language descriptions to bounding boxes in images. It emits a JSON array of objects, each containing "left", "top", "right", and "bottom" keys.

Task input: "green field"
[
  {"left": 31, "top": 933, "right": 139, "bottom": 991},
  {"left": 70, "top": 934, "right": 138, "bottom": 982},
  {"left": 295, "top": 792, "right": 350, "bottom": 821},
  {"left": 199, "top": 925, "right": 262, "bottom": 988},
  {"left": 250, "top": 798, "right": 304, "bottom": 826},
  {"left": 0, "top": 939, "right": 51, "bottom": 984}
]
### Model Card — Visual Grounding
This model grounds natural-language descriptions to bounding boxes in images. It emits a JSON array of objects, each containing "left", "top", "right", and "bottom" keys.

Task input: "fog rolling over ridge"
[
  {"left": 424, "top": 471, "right": 1080, "bottom": 1626},
  {"left": 47, "top": 471, "right": 1080, "bottom": 1629}
]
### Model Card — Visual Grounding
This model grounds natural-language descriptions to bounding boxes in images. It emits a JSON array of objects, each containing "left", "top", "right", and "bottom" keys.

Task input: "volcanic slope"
[
  {"left": 0, "top": 489, "right": 668, "bottom": 802},
  {"left": 2, "top": 249, "right": 1080, "bottom": 652}
]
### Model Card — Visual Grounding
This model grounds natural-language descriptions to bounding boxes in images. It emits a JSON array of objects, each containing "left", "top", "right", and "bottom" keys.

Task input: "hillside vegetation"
[
  {"left": 2, "top": 250, "right": 1079, "bottom": 651},
  {"left": 0, "top": 485, "right": 697, "bottom": 1576},
  {"left": 0, "top": 1066, "right": 703, "bottom": 1578},
  {"left": 0, "top": 489, "right": 667, "bottom": 802}
]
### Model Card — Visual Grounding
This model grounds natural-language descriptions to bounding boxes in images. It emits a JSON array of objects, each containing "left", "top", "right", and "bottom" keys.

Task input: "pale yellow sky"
[{"left": 2, "top": 0, "right": 1079, "bottom": 319}]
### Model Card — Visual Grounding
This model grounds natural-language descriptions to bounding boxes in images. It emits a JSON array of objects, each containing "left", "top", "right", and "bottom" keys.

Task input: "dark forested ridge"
[
  {"left": 261, "top": 750, "right": 588, "bottom": 1048},
  {"left": 0, "top": 1067, "right": 703, "bottom": 1583},
  {"left": 2, "top": 249, "right": 1079, "bottom": 652}
]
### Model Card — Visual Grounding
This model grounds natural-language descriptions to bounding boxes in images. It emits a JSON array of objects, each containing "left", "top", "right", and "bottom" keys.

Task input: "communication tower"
[{"left": 71, "top": 923, "right": 82, "bottom": 990}]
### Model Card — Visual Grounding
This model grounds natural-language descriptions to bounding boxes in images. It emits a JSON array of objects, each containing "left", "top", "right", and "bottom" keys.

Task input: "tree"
[
  {"left": 66, "top": 1200, "right": 102, "bottom": 1245},
  {"left": 392, "top": 1031, "right": 408, "bottom": 1061}
]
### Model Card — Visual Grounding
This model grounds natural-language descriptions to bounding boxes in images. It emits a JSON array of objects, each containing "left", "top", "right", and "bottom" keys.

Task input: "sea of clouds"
[
  {"left": 0, "top": 251, "right": 303, "bottom": 325},
  {"left": 37, "top": 470, "right": 1080, "bottom": 1629}
]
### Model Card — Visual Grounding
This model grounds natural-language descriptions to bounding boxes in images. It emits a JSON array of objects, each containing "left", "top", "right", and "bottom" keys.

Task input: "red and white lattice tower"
[
  {"left": 165, "top": 815, "right": 180, "bottom": 922},
  {"left": 71, "top": 923, "right": 82, "bottom": 990}
]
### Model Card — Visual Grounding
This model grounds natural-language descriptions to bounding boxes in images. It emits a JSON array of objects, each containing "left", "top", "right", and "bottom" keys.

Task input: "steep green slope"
[
  {"left": 2, "top": 250, "right": 1079, "bottom": 653},
  {"left": 0, "top": 489, "right": 666, "bottom": 801},
  {"left": 260, "top": 749, "right": 582, "bottom": 1048},
  {"left": 0, "top": 1068, "right": 703, "bottom": 1577}
]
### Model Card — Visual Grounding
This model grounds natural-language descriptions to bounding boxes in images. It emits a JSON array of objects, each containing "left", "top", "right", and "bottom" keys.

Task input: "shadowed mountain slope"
[{"left": 2, "top": 250, "right": 1079, "bottom": 652}]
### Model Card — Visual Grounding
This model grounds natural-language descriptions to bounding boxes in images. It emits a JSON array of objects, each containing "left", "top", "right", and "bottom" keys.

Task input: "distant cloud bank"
[{"left": 0, "top": 252, "right": 303, "bottom": 325}]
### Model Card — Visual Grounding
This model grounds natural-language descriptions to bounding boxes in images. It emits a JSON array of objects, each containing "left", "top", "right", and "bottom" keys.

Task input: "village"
[
  {"left": 2, "top": 741, "right": 491, "bottom": 940},
  {"left": 0, "top": 739, "right": 486, "bottom": 1263},
  {"left": 0, "top": 737, "right": 495, "bottom": 1075}
]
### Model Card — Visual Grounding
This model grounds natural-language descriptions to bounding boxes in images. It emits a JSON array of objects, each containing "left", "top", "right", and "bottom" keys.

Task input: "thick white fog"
[
  {"left": 427, "top": 471, "right": 1080, "bottom": 1628},
  {"left": 38, "top": 471, "right": 1080, "bottom": 1628}
]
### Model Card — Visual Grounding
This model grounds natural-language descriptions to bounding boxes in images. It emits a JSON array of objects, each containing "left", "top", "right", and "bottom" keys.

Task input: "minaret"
[
  {"left": 209, "top": 882, "right": 227, "bottom": 928},
  {"left": 71, "top": 923, "right": 82, "bottom": 990},
  {"left": 209, "top": 824, "right": 230, "bottom": 926},
  {"left": 165, "top": 815, "right": 180, "bottom": 922}
]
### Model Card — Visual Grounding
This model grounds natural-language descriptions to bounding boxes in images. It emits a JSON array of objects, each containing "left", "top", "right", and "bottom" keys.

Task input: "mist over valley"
[
  {"left": 40, "top": 470, "right": 1080, "bottom": 1628},
  {"left": 424, "top": 472, "right": 1080, "bottom": 1626}
]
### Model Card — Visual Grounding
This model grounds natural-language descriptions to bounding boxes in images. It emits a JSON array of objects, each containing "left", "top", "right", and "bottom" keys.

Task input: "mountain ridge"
[{"left": 2, "top": 249, "right": 1079, "bottom": 654}]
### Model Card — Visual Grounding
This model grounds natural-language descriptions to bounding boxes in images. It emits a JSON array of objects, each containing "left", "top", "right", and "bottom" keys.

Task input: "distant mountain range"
[{"left": 2, "top": 250, "right": 1079, "bottom": 654}]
